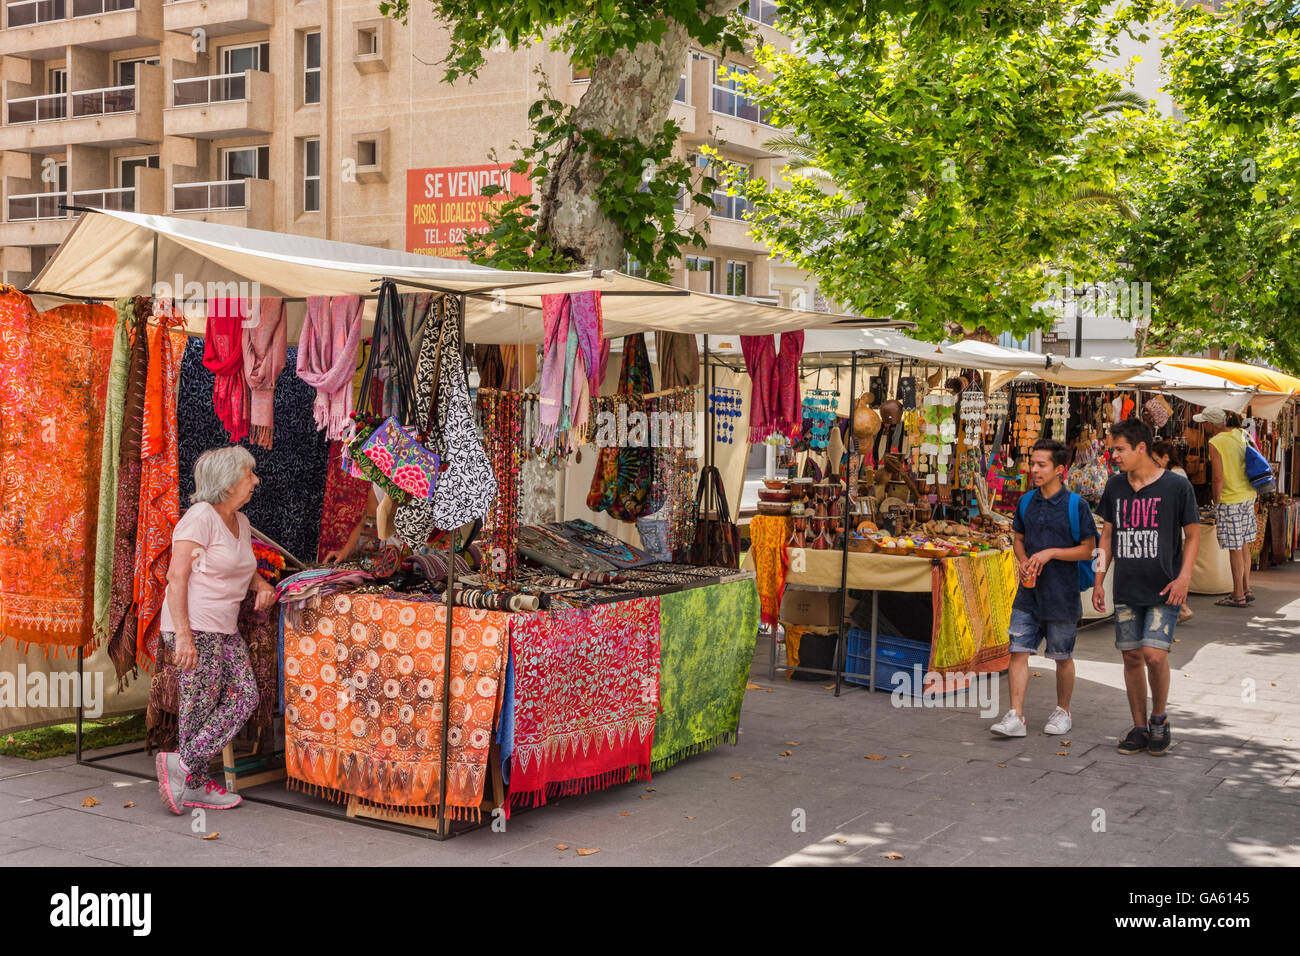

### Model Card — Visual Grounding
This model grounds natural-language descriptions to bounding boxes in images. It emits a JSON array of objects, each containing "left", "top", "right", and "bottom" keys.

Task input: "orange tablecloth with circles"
[{"left": 283, "top": 592, "right": 508, "bottom": 821}]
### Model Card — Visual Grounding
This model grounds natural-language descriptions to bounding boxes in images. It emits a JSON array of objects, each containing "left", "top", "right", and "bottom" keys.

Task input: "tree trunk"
[{"left": 538, "top": 0, "right": 744, "bottom": 269}]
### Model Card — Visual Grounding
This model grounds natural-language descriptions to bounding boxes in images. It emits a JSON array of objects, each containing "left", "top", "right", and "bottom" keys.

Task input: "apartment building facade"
[{"left": 0, "top": 0, "right": 822, "bottom": 311}]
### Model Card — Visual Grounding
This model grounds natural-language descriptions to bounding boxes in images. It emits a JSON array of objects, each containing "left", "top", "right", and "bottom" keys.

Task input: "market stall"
[{"left": 9, "top": 209, "right": 916, "bottom": 836}]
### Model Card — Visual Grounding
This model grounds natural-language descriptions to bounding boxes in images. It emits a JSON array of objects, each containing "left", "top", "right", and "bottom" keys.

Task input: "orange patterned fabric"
[
  {"left": 748, "top": 514, "right": 792, "bottom": 626},
  {"left": 284, "top": 592, "right": 507, "bottom": 820},
  {"left": 0, "top": 291, "right": 115, "bottom": 653},
  {"left": 134, "top": 316, "right": 187, "bottom": 667}
]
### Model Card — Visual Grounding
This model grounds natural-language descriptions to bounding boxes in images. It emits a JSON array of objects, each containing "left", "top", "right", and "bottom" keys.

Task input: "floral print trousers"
[{"left": 161, "top": 630, "right": 258, "bottom": 788}]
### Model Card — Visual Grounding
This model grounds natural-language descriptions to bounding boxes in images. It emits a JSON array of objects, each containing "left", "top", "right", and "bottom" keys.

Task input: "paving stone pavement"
[{"left": 3, "top": 563, "right": 1298, "bottom": 867}]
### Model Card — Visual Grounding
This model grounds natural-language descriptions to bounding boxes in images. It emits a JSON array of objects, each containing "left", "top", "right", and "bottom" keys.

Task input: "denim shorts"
[
  {"left": 1008, "top": 607, "right": 1077, "bottom": 660},
  {"left": 1113, "top": 603, "right": 1178, "bottom": 652}
]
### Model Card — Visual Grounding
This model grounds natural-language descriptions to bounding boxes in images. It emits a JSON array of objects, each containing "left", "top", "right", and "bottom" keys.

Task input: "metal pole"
[
  {"left": 869, "top": 590, "right": 879, "bottom": 694},
  {"left": 834, "top": 350, "right": 858, "bottom": 697},
  {"left": 75, "top": 645, "right": 84, "bottom": 763}
]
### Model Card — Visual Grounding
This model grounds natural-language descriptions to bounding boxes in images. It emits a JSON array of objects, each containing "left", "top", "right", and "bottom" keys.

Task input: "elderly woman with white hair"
[{"left": 154, "top": 445, "right": 276, "bottom": 814}]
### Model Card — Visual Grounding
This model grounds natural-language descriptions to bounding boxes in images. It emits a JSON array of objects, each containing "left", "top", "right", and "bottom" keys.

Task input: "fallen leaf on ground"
[
  {"left": 998, "top": 763, "right": 1007, "bottom": 768},
  {"left": 1173, "top": 638, "right": 1180, "bottom": 643},
  {"left": 834, "top": 839, "right": 847, "bottom": 845},
  {"left": 1184, "top": 674, "right": 1191, "bottom": 678},
  {"left": 645, "top": 787, "right": 656, "bottom": 792},
  {"left": 123, "top": 801, "right": 135, "bottom": 808},
  {"left": 786, "top": 741, "right": 799, "bottom": 746},
  {"left": 823, "top": 685, "right": 835, "bottom": 690},
  {"left": 1061, "top": 740, "right": 1071, "bottom": 747},
  {"left": 555, "top": 844, "right": 569, "bottom": 850},
  {"left": 620, "top": 812, "right": 631, "bottom": 817},
  {"left": 685, "top": 815, "right": 695, "bottom": 820},
  {"left": 1054, "top": 750, "right": 1070, "bottom": 756},
  {"left": 746, "top": 682, "right": 761, "bottom": 690},
  {"left": 640, "top": 794, "right": 652, "bottom": 800},
  {"left": 81, "top": 797, "right": 98, "bottom": 807},
  {"left": 577, "top": 847, "right": 600, "bottom": 857},
  {"left": 779, "top": 750, "right": 792, "bottom": 757},
  {"left": 1031, "top": 672, "right": 1041, "bottom": 678},
  {"left": 1272, "top": 683, "right": 1277, "bottom": 687},
  {"left": 765, "top": 688, "right": 775, "bottom": 693},
  {"left": 730, "top": 775, "right": 743, "bottom": 780},
  {"left": 202, "top": 832, "right": 219, "bottom": 841},
  {"left": 865, "top": 753, "right": 885, "bottom": 760},
  {"left": 883, "top": 852, "right": 904, "bottom": 860},
  {"left": 899, "top": 753, "right": 911, "bottom": 758}
]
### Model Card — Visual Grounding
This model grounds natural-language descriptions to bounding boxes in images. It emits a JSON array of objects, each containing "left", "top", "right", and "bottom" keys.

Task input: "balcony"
[
  {"left": 163, "top": 0, "right": 271, "bottom": 38},
  {"left": 685, "top": 57, "right": 779, "bottom": 159},
  {"left": 163, "top": 70, "right": 273, "bottom": 139},
  {"left": 0, "top": 71, "right": 164, "bottom": 151},
  {"left": 0, "top": 0, "right": 163, "bottom": 58},
  {"left": 171, "top": 176, "right": 271, "bottom": 229}
]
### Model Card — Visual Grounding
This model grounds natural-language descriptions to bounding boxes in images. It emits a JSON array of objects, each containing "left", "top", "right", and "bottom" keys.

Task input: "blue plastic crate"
[{"left": 844, "top": 628, "right": 949, "bottom": 696}]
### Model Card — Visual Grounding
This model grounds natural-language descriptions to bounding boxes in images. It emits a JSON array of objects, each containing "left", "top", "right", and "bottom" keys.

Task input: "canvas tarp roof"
[
  {"left": 27, "top": 209, "right": 905, "bottom": 344},
  {"left": 798, "top": 328, "right": 1151, "bottom": 387},
  {"left": 1145, "top": 356, "right": 1300, "bottom": 396}
]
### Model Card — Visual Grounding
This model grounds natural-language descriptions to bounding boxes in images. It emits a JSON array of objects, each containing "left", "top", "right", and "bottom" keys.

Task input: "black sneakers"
[
  {"left": 1148, "top": 717, "right": 1172, "bottom": 756},
  {"left": 1117, "top": 726, "right": 1150, "bottom": 755}
]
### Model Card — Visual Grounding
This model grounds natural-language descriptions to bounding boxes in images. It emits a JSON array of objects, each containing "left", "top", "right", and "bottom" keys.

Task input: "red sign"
[{"left": 405, "top": 163, "right": 532, "bottom": 259}]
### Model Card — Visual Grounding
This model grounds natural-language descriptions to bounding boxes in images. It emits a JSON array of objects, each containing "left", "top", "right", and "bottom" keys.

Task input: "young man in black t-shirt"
[{"left": 1093, "top": 420, "right": 1200, "bottom": 756}]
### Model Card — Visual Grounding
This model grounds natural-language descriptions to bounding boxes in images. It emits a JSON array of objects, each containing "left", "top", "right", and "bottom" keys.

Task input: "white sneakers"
[
  {"left": 990, "top": 707, "right": 1073, "bottom": 736},
  {"left": 990, "top": 709, "right": 1027, "bottom": 737},
  {"left": 1044, "top": 706, "right": 1073, "bottom": 735}
]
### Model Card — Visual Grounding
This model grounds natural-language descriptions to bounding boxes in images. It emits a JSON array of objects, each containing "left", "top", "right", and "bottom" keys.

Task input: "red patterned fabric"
[
  {"left": 316, "top": 440, "right": 372, "bottom": 561},
  {"left": 202, "top": 302, "right": 248, "bottom": 444},
  {"left": 506, "top": 597, "right": 661, "bottom": 812},
  {"left": 0, "top": 291, "right": 115, "bottom": 653},
  {"left": 134, "top": 317, "right": 186, "bottom": 667}
]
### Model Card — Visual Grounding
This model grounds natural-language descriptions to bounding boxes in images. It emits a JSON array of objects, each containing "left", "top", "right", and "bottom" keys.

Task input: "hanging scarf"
[
  {"left": 586, "top": 334, "right": 655, "bottom": 521},
  {"left": 91, "top": 302, "right": 133, "bottom": 647},
  {"left": 741, "top": 331, "right": 803, "bottom": 443},
  {"left": 241, "top": 297, "right": 287, "bottom": 448},
  {"left": 106, "top": 298, "right": 151, "bottom": 682},
  {"left": 134, "top": 310, "right": 186, "bottom": 668},
  {"left": 0, "top": 291, "right": 116, "bottom": 656},
  {"left": 296, "top": 295, "right": 364, "bottom": 441},
  {"left": 655, "top": 331, "right": 700, "bottom": 388},
  {"left": 203, "top": 300, "right": 249, "bottom": 443},
  {"left": 536, "top": 291, "right": 602, "bottom": 447}
]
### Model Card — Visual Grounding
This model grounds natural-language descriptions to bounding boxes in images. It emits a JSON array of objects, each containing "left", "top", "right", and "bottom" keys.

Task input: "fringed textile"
[{"left": 930, "top": 549, "right": 1015, "bottom": 674}]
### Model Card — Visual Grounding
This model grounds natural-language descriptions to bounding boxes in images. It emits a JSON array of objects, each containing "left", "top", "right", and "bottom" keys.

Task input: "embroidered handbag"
[
  {"left": 359, "top": 416, "right": 440, "bottom": 499},
  {"left": 347, "top": 280, "right": 418, "bottom": 505}
]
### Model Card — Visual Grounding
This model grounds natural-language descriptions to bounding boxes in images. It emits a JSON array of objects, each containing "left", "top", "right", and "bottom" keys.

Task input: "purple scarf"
[{"left": 296, "top": 295, "right": 364, "bottom": 441}]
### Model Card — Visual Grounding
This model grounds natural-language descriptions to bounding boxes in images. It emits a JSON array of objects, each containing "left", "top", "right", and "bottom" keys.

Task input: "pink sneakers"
[{"left": 181, "top": 779, "right": 243, "bottom": 810}]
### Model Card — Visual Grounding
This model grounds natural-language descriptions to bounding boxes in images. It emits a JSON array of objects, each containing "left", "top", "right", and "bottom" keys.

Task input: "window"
[
  {"left": 356, "top": 139, "right": 377, "bottom": 167},
  {"left": 357, "top": 28, "right": 379, "bottom": 56},
  {"left": 116, "top": 58, "right": 159, "bottom": 87},
  {"left": 712, "top": 64, "right": 770, "bottom": 125},
  {"left": 725, "top": 261, "right": 748, "bottom": 297},
  {"left": 572, "top": 63, "right": 591, "bottom": 82},
  {"left": 222, "top": 43, "right": 270, "bottom": 76},
  {"left": 222, "top": 145, "right": 270, "bottom": 181},
  {"left": 304, "top": 32, "right": 321, "bottom": 104},
  {"left": 685, "top": 256, "right": 715, "bottom": 293},
  {"left": 674, "top": 68, "right": 687, "bottom": 103},
  {"left": 48, "top": 68, "right": 67, "bottom": 95},
  {"left": 743, "top": 0, "right": 779, "bottom": 25},
  {"left": 303, "top": 138, "right": 321, "bottom": 212},
  {"left": 50, "top": 161, "right": 68, "bottom": 195},
  {"left": 712, "top": 163, "right": 753, "bottom": 221},
  {"left": 118, "top": 155, "right": 159, "bottom": 189}
]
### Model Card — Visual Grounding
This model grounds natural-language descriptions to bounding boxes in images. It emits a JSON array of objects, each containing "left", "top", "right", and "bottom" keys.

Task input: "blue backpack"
[{"left": 1017, "top": 490, "right": 1096, "bottom": 593}]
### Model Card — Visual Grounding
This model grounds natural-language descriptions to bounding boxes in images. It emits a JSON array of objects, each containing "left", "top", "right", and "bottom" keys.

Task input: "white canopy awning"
[
  {"left": 798, "top": 329, "right": 1151, "bottom": 386},
  {"left": 27, "top": 209, "right": 906, "bottom": 344}
]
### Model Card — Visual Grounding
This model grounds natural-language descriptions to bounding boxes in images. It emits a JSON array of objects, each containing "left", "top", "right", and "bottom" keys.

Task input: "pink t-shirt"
[{"left": 159, "top": 501, "right": 257, "bottom": 635}]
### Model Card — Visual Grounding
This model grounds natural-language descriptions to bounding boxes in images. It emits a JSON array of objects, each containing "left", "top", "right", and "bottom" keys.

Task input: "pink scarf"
[
  {"left": 537, "top": 291, "right": 603, "bottom": 446},
  {"left": 741, "top": 331, "right": 803, "bottom": 443},
  {"left": 296, "top": 295, "right": 364, "bottom": 441},
  {"left": 241, "top": 297, "right": 286, "bottom": 449},
  {"left": 203, "top": 300, "right": 249, "bottom": 443}
]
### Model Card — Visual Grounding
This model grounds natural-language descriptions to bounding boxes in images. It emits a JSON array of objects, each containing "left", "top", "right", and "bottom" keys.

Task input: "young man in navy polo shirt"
[{"left": 991, "top": 439, "right": 1097, "bottom": 738}]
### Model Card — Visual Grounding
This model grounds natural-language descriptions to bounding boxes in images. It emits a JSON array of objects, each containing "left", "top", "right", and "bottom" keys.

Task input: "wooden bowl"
[{"left": 758, "top": 489, "right": 792, "bottom": 503}]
